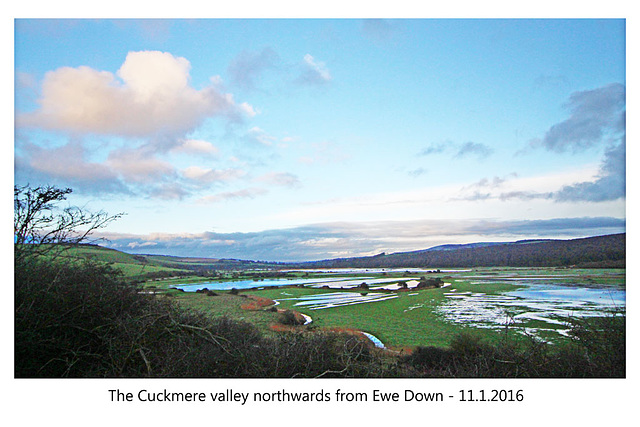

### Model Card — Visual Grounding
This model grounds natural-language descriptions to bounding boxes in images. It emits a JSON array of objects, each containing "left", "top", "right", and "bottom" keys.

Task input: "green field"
[
  {"left": 155, "top": 267, "right": 624, "bottom": 349},
  {"left": 59, "top": 245, "right": 625, "bottom": 350}
]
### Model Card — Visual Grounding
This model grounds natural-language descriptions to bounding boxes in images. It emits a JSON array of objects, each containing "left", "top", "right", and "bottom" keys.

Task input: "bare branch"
[{"left": 14, "top": 184, "right": 124, "bottom": 262}]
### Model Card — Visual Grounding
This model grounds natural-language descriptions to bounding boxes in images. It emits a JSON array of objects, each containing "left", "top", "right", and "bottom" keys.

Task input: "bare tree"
[{"left": 14, "top": 184, "right": 124, "bottom": 261}]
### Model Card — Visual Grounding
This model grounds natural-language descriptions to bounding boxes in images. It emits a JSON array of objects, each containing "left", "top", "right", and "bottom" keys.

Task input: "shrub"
[
  {"left": 279, "top": 309, "right": 305, "bottom": 326},
  {"left": 402, "top": 314, "right": 626, "bottom": 378},
  {"left": 405, "top": 345, "right": 454, "bottom": 368},
  {"left": 16, "top": 255, "right": 403, "bottom": 378}
]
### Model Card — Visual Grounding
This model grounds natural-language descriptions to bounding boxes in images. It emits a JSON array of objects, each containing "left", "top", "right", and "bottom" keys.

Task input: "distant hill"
[
  {"left": 422, "top": 241, "right": 538, "bottom": 252},
  {"left": 55, "top": 244, "right": 280, "bottom": 279},
  {"left": 62, "top": 233, "right": 625, "bottom": 276},
  {"left": 298, "top": 233, "right": 625, "bottom": 269}
]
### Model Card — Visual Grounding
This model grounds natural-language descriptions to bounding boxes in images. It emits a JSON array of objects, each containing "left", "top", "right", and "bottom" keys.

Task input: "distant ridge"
[
  {"left": 90, "top": 233, "right": 625, "bottom": 272},
  {"left": 299, "top": 233, "right": 625, "bottom": 269},
  {"left": 422, "top": 239, "right": 555, "bottom": 252}
]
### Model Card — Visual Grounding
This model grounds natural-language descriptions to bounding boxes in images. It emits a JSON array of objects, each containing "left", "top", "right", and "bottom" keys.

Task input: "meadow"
[
  {"left": 16, "top": 243, "right": 626, "bottom": 377},
  {"left": 154, "top": 267, "right": 625, "bottom": 350}
]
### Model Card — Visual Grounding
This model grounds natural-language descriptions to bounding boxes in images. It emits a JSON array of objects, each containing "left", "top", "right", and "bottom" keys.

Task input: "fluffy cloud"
[
  {"left": 532, "top": 83, "right": 625, "bottom": 153},
  {"left": 14, "top": 51, "right": 268, "bottom": 200},
  {"left": 528, "top": 83, "right": 626, "bottom": 202},
  {"left": 171, "top": 139, "right": 220, "bottom": 156},
  {"left": 17, "top": 51, "right": 253, "bottom": 137},
  {"left": 106, "top": 145, "right": 175, "bottom": 184},
  {"left": 554, "top": 141, "right": 625, "bottom": 202},
  {"left": 15, "top": 140, "right": 128, "bottom": 194}
]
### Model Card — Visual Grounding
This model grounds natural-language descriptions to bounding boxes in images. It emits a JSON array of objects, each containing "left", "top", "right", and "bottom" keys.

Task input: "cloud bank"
[{"left": 102, "top": 217, "right": 625, "bottom": 262}]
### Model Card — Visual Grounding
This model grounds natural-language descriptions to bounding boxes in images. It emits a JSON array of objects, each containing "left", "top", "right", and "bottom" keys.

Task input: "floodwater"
[
  {"left": 436, "top": 280, "right": 625, "bottom": 338},
  {"left": 170, "top": 268, "right": 625, "bottom": 341},
  {"left": 278, "top": 291, "right": 399, "bottom": 310},
  {"left": 171, "top": 273, "right": 421, "bottom": 291},
  {"left": 172, "top": 276, "right": 372, "bottom": 291}
]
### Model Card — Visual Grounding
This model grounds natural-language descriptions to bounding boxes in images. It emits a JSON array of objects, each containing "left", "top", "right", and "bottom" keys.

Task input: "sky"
[{"left": 13, "top": 17, "right": 627, "bottom": 262}]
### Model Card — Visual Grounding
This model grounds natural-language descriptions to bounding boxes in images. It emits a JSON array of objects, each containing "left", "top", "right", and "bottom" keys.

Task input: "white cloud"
[
  {"left": 172, "top": 139, "right": 220, "bottom": 156},
  {"left": 24, "top": 140, "right": 117, "bottom": 183},
  {"left": 127, "top": 241, "right": 158, "bottom": 249},
  {"left": 297, "top": 54, "right": 331, "bottom": 85},
  {"left": 246, "top": 127, "right": 276, "bottom": 146},
  {"left": 531, "top": 83, "right": 625, "bottom": 153},
  {"left": 182, "top": 166, "right": 246, "bottom": 183},
  {"left": 106, "top": 146, "right": 175, "bottom": 183},
  {"left": 196, "top": 187, "right": 268, "bottom": 204},
  {"left": 17, "top": 50, "right": 254, "bottom": 137},
  {"left": 256, "top": 172, "right": 301, "bottom": 188},
  {"left": 239, "top": 102, "right": 258, "bottom": 117}
]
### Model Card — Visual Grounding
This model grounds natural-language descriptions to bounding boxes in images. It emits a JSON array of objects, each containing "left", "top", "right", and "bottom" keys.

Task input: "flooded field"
[
  {"left": 436, "top": 273, "right": 625, "bottom": 339},
  {"left": 278, "top": 291, "right": 399, "bottom": 310},
  {"left": 171, "top": 267, "right": 625, "bottom": 344},
  {"left": 171, "top": 274, "right": 421, "bottom": 291},
  {"left": 172, "top": 276, "right": 372, "bottom": 290}
]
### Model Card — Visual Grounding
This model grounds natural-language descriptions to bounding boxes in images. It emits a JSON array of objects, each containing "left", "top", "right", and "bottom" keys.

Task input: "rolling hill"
[
  {"left": 55, "top": 233, "right": 625, "bottom": 278},
  {"left": 299, "top": 233, "right": 625, "bottom": 269}
]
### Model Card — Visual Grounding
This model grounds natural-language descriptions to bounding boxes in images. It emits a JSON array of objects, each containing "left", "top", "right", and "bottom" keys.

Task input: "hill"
[
  {"left": 55, "top": 244, "right": 277, "bottom": 279},
  {"left": 299, "top": 233, "right": 625, "bottom": 269},
  {"left": 60, "top": 233, "right": 625, "bottom": 276}
]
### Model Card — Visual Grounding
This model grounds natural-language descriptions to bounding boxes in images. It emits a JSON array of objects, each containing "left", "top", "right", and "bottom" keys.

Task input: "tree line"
[{"left": 301, "top": 234, "right": 625, "bottom": 269}]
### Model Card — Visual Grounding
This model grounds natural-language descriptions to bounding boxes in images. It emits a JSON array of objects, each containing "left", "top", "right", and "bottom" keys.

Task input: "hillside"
[
  {"left": 299, "top": 233, "right": 625, "bottom": 269},
  {"left": 55, "top": 244, "right": 277, "bottom": 279},
  {"left": 60, "top": 233, "right": 625, "bottom": 277}
]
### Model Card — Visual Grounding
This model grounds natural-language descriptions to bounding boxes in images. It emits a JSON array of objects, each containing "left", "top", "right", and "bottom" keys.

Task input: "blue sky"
[{"left": 14, "top": 17, "right": 626, "bottom": 261}]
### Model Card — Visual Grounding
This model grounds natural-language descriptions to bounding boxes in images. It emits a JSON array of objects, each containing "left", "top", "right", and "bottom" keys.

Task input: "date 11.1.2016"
[{"left": 458, "top": 389, "right": 524, "bottom": 402}]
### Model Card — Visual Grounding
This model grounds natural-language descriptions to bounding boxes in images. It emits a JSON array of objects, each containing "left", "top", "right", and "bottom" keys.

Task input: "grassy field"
[
  {"left": 48, "top": 245, "right": 188, "bottom": 277},
  {"left": 57, "top": 245, "right": 625, "bottom": 350},
  {"left": 169, "top": 280, "right": 526, "bottom": 349},
  {"left": 154, "top": 267, "right": 624, "bottom": 350}
]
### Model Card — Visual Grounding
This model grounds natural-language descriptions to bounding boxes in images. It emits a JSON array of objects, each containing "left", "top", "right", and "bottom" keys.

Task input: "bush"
[
  {"left": 402, "top": 315, "right": 626, "bottom": 378},
  {"left": 15, "top": 255, "right": 401, "bottom": 378},
  {"left": 404, "top": 346, "right": 454, "bottom": 369},
  {"left": 279, "top": 309, "right": 305, "bottom": 326}
]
